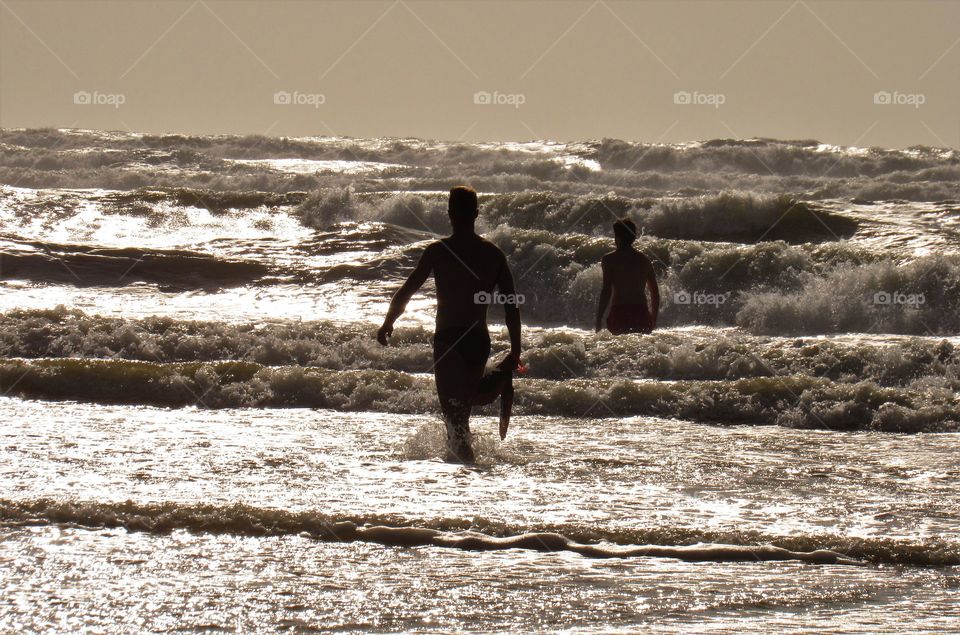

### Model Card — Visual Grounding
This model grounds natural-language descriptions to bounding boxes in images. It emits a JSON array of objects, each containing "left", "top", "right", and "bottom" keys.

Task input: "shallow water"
[
  {"left": 1, "top": 399, "right": 959, "bottom": 631},
  {"left": 4, "top": 526, "right": 959, "bottom": 634},
  {"left": 1, "top": 130, "right": 959, "bottom": 631},
  {"left": 1, "top": 399, "right": 958, "bottom": 559}
]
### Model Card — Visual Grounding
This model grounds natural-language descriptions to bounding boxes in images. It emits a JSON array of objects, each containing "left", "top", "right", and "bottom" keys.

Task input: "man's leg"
[{"left": 434, "top": 353, "right": 487, "bottom": 463}]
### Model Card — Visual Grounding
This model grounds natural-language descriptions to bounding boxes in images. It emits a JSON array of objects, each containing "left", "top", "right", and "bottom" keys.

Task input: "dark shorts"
[
  {"left": 607, "top": 304, "right": 654, "bottom": 335},
  {"left": 433, "top": 326, "right": 491, "bottom": 367}
]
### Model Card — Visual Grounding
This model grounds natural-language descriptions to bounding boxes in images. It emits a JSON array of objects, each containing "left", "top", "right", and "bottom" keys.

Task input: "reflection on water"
[
  {"left": 0, "top": 281, "right": 435, "bottom": 326},
  {"left": 3, "top": 525, "right": 958, "bottom": 633},
  {"left": 1, "top": 398, "right": 959, "bottom": 632},
  {"left": 1, "top": 399, "right": 958, "bottom": 556},
  {"left": 2, "top": 132, "right": 959, "bottom": 631}
]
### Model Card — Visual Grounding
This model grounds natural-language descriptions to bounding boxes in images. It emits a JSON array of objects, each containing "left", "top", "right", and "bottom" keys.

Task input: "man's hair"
[
  {"left": 449, "top": 185, "right": 478, "bottom": 222},
  {"left": 613, "top": 218, "right": 638, "bottom": 244}
]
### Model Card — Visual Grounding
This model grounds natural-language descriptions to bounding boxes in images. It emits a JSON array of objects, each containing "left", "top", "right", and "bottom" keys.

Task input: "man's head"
[
  {"left": 448, "top": 186, "right": 479, "bottom": 231},
  {"left": 613, "top": 217, "right": 638, "bottom": 248}
]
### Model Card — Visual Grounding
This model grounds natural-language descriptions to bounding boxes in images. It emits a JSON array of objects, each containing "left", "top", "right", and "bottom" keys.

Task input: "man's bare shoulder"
[
  {"left": 476, "top": 236, "right": 508, "bottom": 260},
  {"left": 423, "top": 240, "right": 446, "bottom": 257},
  {"left": 631, "top": 248, "right": 653, "bottom": 265}
]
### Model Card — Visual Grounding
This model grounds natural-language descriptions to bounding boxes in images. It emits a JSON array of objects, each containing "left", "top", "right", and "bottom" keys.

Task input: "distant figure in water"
[
  {"left": 595, "top": 218, "right": 659, "bottom": 334},
  {"left": 377, "top": 186, "right": 522, "bottom": 463}
]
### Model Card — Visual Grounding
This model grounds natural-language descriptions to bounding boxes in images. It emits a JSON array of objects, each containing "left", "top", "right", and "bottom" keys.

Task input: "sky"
[{"left": 1, "top": 0, "right": 958, "bottom": 149}]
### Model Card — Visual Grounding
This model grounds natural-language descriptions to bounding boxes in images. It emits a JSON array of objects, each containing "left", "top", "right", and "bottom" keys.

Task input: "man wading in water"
[
  {"left": 377, "top": 186, "right": 522, "bottom": 463},
  {"left": 596, "top": 218, "right": 660, "bottom": 335}
]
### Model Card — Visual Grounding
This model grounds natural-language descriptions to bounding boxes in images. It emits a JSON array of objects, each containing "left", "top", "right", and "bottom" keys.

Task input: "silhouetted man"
[
  {"left": 596, "top": 218, "right": 659, "bottom": 334},
  {"left": 377, "top": 186, "right": 522, "bottom": 463}
]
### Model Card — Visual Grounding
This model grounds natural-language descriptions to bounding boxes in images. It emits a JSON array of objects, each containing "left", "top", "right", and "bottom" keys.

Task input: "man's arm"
[
  {"left": 377, "top": 245, "right": 434, "bottom": 345},
  {"left": 495, "top": 254, "right": 522, "bottom": 364},
  {"left": 595, "top": 258, "right": 612, "bottom": 332},
  {"left": 646, "top": 264, "right": 660, "bottom": 329}
]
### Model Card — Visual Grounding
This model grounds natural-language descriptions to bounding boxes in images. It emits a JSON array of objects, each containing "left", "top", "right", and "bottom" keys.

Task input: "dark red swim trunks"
[{"left": 606, "top": 304, "right": 653, "bottom": 335}]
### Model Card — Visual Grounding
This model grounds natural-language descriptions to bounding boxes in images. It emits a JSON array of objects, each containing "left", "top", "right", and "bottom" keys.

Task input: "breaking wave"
[
  {"left": 5, "top": 184, "right": 858, "bottom": 246},
  {"left": 2, "top": 227, "right": 958, "bottom": 336},
  {"left": 737, "top": 256, "right": 960, "bottom": 335},
  {"left": 1, "top": 357, "right": 957, "bottom": 432},
  {"left": 3, "top": 129, "right": 958, "bottom": 200},
  {"left": 596, "top": 138, "right": 957, "bottom": 177},
  {"left": 484, "top": 226, "right": 958, "bottom": 333},
  {"left": 6, "top": 497, "right": 958, "bottom": 567},
  {"left": 641, "top": 193, "right": 857, "bottom": 243},
  {"left": 294, "top": 189, "right": 856, "bottom": 243},
  {"left": 2, "top": 308, "right": 957, "bottom": 388}
]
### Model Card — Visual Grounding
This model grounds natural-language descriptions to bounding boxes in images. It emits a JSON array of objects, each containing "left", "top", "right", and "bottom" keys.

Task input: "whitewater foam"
[{"left": 0, "top": 498, "right": 889, "bottom": 566}]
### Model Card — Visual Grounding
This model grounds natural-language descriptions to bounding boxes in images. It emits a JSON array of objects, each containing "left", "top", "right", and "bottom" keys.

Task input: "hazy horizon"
[{"left": 1, "top": 0, "right": 958, "bottom": 149}]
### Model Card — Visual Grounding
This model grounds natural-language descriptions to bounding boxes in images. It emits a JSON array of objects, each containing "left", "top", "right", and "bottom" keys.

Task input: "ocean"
[{"left": 1, "top": 128, "right": 959, "bottom": 632}]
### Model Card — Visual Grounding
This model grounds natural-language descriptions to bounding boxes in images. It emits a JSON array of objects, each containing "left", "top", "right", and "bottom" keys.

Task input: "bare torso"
[
  {"left": 603, "top": 247, "right": 653, "bottom": 307},
  {"left": 377, "top": 221, "right": 521, "bottom": 464},
  {"left": 430, "top": 235, "right": 507, "bottom": 330}
]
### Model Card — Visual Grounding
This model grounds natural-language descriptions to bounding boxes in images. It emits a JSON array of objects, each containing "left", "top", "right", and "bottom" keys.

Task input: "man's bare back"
[
  {"left": 601, "top": 248, "right": 654, "bottom": 308},
  {"left": 596, "top": 219, "right": 660, "bottom": 334},
  {"left": 430, "top": 235, "right": 509, "bottom": 330}
]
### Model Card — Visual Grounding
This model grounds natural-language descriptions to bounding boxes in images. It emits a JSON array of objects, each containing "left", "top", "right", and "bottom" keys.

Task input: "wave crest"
[
  {"left": 1, "top": 358, "right": 957, "bottom": 431},
  {"left": 3, "top": 130, "right": 958, "bottom": 200},
  {"left": 11, "top": 497, "right": 948, "bottom": 566},
  {"left": 3, "top": 309, "right": 957, "bottom": 386}
]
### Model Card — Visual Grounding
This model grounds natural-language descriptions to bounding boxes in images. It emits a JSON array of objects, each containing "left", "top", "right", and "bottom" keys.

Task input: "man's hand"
[
  {"left": 377, "top": 245, "right": 434, "bottom": 347},
  {"left": 376, "top": 322, "right": 393, "bottom": 346}
]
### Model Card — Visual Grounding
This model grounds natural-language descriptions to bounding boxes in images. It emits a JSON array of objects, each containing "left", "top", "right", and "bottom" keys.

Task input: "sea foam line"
[
  {"left": 0, "top": 498, "right": 868, "bottom": 566},
  {"left": 1, "top": 358, "right": 957, "bottom": 432}
]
